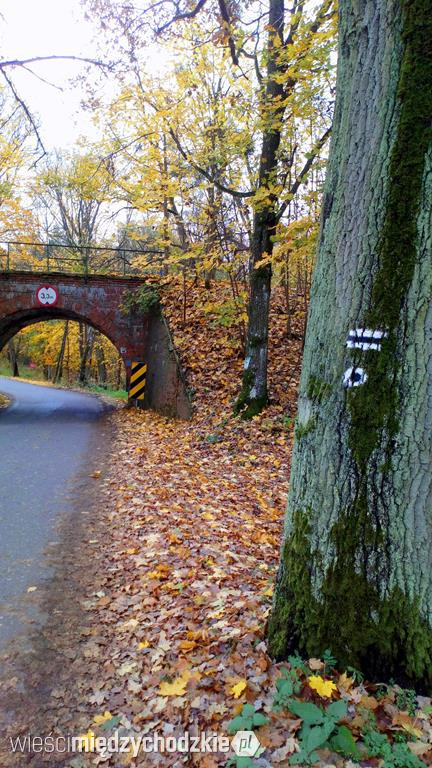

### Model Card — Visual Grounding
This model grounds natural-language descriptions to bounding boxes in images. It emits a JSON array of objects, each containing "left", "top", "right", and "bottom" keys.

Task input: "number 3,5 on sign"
[{"left": 36, "top": 285, "right": 59, "bottom": 306}]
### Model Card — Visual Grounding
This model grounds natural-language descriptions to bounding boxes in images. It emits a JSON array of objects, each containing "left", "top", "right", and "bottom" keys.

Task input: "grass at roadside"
[
  {"left": 83, "top": 383, "right": 128, "bottom": 399},
  {"left": 0, "top": 362, "right": 45, "bottom": 381}
]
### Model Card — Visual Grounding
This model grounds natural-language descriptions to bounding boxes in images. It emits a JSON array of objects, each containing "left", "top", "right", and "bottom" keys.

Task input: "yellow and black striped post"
[{"left": 129, "top": 361, "right": 147, "bottom": 402}]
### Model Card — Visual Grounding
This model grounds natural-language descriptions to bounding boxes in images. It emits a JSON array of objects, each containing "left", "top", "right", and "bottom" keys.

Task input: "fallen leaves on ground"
[
  {"left": 0, "top": 394, "right": 292, "bottom": 766},
  {"left": 68, "top": 405, "right": 291, "bottom": 765}
]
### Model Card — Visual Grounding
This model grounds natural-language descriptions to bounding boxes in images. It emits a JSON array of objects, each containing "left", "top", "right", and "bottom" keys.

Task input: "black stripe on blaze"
[{"left": 346, "top": 333, "right": 383, "bottom": 344}]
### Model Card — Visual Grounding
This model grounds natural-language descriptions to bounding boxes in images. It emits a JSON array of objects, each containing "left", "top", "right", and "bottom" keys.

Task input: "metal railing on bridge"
[{"left": 0, "top": 241, "right": 165, "bottom": 278}]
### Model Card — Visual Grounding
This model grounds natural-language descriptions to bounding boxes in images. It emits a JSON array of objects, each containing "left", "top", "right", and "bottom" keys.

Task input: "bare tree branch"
[
  {"left": 237, "top": 47, "right": 263, "bottom": 84},
  {"left": 0, "top": 55, "right": 112, "bottom": 71},
  {"left": 156, "top": 0, "right": 208, "bottom": 34},
  {"left": 276, "top": 126, "right": 331, "bottom": 222},
  {"left": 0, "top": 54, "right": 113, "bottom": 161},
  {"left": 168, "top": 127, "right": 254, "bottom": 199},
  {"left": 19, "top": 65, "right": 63, "bottom": 90},
  {"left": 1, "top": 70, "right": 46, "bottom": 159}
]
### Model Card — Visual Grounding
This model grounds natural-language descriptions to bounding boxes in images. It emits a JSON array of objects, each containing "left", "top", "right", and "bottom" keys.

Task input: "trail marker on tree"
[{"left": 346, "top": 328, "right": 387, "bottom": 351}]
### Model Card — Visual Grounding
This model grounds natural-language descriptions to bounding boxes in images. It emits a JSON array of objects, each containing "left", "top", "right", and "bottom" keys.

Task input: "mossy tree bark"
[{"left": 268, "top": 0, "right": 432, "bottom": 689}]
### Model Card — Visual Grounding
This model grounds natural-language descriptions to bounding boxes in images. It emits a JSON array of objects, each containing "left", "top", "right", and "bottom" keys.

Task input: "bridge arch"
[
  {"left": 0, "top": 307, "right": 124, "bottom": 359},
  {"left": 0, "top": 271, "right": 191, "bottom": 418},
  {"left": 2, "top": 312, "right": 128, "bottom": 390}
]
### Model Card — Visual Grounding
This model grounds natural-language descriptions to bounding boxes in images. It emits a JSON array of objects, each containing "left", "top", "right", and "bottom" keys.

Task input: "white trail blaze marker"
[
  {"left": 36, "top": 285, "right": 59, "bottom": 306},
  {"left": 343, "top": 366, "right": 368, "bottom": 388},
  {"left": 346, "top": 327, "right": 388, "bottom": 351}
]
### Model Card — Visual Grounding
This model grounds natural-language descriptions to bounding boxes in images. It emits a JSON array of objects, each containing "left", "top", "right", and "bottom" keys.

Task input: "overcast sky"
[{"left": 1, "top": 0, "right": 103, "bottom": 149}]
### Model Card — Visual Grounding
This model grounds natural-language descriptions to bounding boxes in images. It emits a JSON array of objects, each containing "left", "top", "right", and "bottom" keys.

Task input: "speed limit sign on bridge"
[{"left": 36, "top": 285, "right": 59, "bottom": 306}]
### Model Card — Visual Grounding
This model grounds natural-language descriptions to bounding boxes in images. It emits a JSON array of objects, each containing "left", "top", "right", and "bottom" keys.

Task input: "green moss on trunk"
[
  {"left": 234, "top": 368, "right": 269, "bottom": 419},
  {"left": 295, "top": 417, "right": 316, "bottom": 439},
  {"left": 268, "top": 510, "right": 319, "bottom": 660},
  {"left": 307, "top": 376, "right": 332, "bottom": 403},
  {"left": 269, "top": 505, "right": 432, "bottom": 689}
]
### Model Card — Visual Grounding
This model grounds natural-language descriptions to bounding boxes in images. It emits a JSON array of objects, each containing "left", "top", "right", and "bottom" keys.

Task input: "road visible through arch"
[{"left": 0, "top": 377, "right": 112, "bottom": 650}]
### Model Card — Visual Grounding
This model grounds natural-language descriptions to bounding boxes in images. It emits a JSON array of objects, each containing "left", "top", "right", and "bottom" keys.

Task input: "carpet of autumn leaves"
[
  {"left": 1, "top": 279, "right": 432, "bottom": 767},
  {"left": 161, "top": 276, "right": 304, "bottom": 427}
]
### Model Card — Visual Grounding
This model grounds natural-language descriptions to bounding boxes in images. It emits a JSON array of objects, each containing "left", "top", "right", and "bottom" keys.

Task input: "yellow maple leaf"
[
  {"left": 93, "top": 711, "right": 113, "bottom": 725},
  {"left": 76, "top": 730, "right": 95, "bottom": 751},
  {"left": 138, "top": 640, "right": 150, "bottom": 649},
  {"left": 308, "top": 675, "right": 337, "bottom": 698},
  {"left": 159, "top": 676, "right": 188, "bottom": 697},
  {"left": 230, "top": 679, "right": 247, "bottom": 698}
]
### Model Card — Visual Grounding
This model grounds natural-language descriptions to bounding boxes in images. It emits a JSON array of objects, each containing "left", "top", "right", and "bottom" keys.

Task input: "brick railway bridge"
[{"left": 0, "top": 244, "right": 191, "bottom": 418}]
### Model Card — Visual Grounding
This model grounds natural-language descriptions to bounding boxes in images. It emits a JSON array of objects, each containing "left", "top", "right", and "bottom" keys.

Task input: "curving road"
[{"left": 0, "top": 377, "right": 111, "bottom": 650}]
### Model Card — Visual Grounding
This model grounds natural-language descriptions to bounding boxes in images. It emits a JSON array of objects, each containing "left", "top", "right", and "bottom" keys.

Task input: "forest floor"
[{"left": 1, "top": 279, "right": 432, "bottom": 767}]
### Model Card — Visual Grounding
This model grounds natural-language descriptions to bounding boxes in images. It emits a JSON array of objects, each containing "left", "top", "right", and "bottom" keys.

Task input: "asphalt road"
[{"left": 0, "top": 377, "right": 111, "bottom": 650}]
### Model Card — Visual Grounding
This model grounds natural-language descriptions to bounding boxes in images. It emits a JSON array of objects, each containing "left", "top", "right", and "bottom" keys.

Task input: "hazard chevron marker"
[{"left": 129, "top": 361, "right": 147, "bottom": 400}]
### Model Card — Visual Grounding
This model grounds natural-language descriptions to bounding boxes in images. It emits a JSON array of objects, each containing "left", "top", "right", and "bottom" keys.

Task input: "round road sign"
[{"left": 36, "top": 285, "right": 59, "bottom": 306}]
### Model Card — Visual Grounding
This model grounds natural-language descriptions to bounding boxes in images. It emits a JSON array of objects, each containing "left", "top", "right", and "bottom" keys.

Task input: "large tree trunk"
[{"left": 268, "top": 0, "right": 432, "bottom": 689}]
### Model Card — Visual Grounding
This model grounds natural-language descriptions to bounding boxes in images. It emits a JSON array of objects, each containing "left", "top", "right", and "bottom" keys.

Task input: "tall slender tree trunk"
[
  {"left": 268, "top": 0, "right": 432, "bottom": 689},
  {"left": 53, "top": 321, "right": 68, "bottom": 383},
  {"left": 161, "top": 132, "right": 170, "bottom": 277},
  {"left": 95, "top": 334, "right": 107, "bottom": 387},
  {"left": 7, "top": 339, "right": 19, "bottom": 377},
  {"left": 235, "top": 0, "right": 285, "bottom": 418},
  {"left": 116, "top": 357, "right": 122, "bottom": 390},
  {"left": 204, "top": 184, "right": 220, "bottom": 289},
  {"left": 78, "top": 324, "right": 94, "bottom": 385},
  {"left": 78, "top": 323, "right": 87, "bottom": 384}
]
